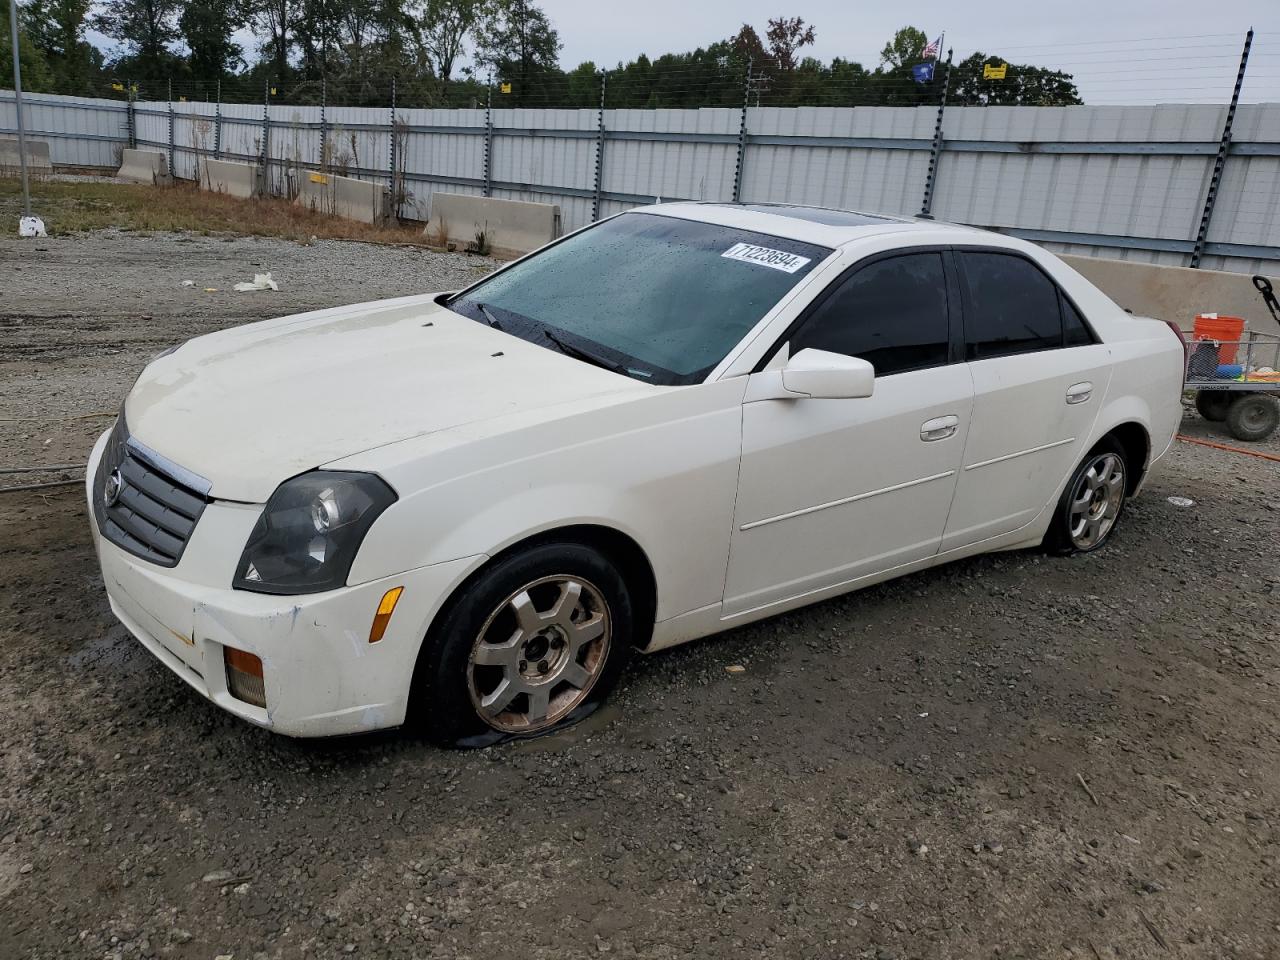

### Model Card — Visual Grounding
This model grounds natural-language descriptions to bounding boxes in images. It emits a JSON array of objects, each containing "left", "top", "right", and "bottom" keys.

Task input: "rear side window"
[
  {"left": 790, "top": 252, "right": 950, "bottom": 377},
  {"left": 961, "top": 252, "right": 1063, "bottom": 360},
  {"left": 1062, "top": 295, "right": 1095, "bottom": 347}
]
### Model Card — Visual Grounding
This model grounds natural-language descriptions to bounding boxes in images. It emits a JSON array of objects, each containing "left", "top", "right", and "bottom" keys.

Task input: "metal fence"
[{"left": 3, "top": 86, "right": 1279, "bottom": 273}]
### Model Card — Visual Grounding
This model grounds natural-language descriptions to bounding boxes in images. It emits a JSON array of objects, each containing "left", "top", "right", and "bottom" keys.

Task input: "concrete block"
[
  {"left": 117, "top": 148, "right": 170, "bottom": 185},
  {"left": 0, "top": 136, "right": 52, "bottom": 172},
  {"left": 199, "top": 158, "right": 261, "bottom": 199},
  {"left": 1063, "top": 255, "right": 1280, "bottom": 338},
  {"left": 295, "top": 171, "right": 391, "bottom": 225},
  {"left": 425, "top": 193, "right": 561, "bottom": 258}
]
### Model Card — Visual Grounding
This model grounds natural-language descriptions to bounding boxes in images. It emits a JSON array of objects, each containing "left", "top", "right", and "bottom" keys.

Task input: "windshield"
[{"left": 448, "top": 212, "right": 831, "bottom": 385}]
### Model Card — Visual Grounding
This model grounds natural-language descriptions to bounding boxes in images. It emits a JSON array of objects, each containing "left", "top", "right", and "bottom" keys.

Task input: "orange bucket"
[{"left": 1192, "top": 314, "right": 1246, "bottom": 363}]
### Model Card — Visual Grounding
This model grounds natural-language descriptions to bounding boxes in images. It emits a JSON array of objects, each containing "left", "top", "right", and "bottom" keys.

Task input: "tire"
[
  {"left": 1194, "top": 390, "right": 1232, "bottom": 422},
  {"left": 410, "top": 542, "right": 634, "bottom": 746},
  {"left": 1225, "top": 394, "right": 1280, "bottom": 442},
  {"left": 1044, "top": 438, "right": 1128, "bottom": 556}
]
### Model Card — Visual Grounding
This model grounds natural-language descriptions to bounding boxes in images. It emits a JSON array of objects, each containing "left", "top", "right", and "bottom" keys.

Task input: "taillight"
[{"left": 1162, "top": 319, "right": 1189, "bottom": 373}]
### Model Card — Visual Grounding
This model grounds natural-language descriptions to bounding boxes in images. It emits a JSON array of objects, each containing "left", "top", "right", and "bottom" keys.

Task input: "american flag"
[{"left": 921, "top": 36, "right": 941, "bottom": 60}]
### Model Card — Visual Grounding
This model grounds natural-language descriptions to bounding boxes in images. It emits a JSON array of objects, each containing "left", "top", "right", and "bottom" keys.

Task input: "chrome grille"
[{"left": 93, "top": 416, "right": 210, "bottom": 567}]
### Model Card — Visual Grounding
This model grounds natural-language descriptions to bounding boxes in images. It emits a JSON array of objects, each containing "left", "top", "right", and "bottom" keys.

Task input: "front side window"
[
  {"left": 449, "top": 212, "right": 831, "bottom": 385},
  {"left": 788, "top": 252, "right": 951, "bottom": 377},
  {"left": 960, "top": 251, "right": 1063, "bottom": 360}
]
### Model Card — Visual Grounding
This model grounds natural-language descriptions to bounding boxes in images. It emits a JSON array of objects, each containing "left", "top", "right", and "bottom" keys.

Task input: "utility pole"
[{"left": 8, "top": 0, "right": 32, "bottom": 221}]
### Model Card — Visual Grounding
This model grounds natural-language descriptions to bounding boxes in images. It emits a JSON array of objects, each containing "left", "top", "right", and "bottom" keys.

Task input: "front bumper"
[{"left": 87, "top": 432, "right": 483, "bottom": 737}]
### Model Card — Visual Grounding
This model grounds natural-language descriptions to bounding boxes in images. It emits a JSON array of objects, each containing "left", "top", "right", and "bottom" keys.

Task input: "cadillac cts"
[{"left": 87, "top": 203, "right": 1186, "bottom": 742}]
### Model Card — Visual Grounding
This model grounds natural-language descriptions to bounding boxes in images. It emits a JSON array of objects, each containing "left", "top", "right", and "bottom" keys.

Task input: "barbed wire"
[{"left": 6, "top": 30, "right": 1274, "bottom": 110}]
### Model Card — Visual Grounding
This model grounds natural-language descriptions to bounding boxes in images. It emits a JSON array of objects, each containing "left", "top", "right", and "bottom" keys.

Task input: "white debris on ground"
[{"left": 233, "top": 271, "right": 279, "bottom": 292}]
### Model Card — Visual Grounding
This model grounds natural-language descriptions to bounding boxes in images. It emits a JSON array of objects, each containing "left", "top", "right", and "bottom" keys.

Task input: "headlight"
[{"left": 233, "top": 471, "right": 397, "bottom": 595}]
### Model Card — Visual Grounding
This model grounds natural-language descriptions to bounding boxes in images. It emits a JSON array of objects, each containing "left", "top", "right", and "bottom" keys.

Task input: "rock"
[{"left": 202, "top": 870, "right": 234, "bottom": 884}]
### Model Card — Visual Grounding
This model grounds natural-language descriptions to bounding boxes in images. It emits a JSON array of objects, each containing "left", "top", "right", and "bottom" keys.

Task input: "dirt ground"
[{"left": 1, "top": 228, "right": 1278, "bottom": 960}]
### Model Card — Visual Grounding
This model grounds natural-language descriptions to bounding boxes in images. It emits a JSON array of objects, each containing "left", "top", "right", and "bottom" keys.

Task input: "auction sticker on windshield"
[{"left": 721, "top": 242, "right": 812, "bottom": 274}]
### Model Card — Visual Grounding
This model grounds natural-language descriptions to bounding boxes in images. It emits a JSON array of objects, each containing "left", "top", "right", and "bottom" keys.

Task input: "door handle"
[
  {"left": 920, "top": 415, "right": 959, "bottom": 442},
  {"left": 1066, "top": 382, "right": 1093, "bottom": 404}
]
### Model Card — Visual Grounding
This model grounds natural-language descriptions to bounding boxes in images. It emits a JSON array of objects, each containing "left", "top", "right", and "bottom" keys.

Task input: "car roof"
[{"left": 635, "top": 201, "right": 995, "bottom": 250}]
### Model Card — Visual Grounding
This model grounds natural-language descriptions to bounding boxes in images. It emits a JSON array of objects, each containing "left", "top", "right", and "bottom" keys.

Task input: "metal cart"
[{"left": 1185, "top": 276, "right": 1280, "bottom": 442}]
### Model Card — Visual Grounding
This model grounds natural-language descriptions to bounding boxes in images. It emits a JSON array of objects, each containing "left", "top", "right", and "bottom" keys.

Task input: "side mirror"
[{"left": 779, "top": 348, "right": 875, "bottom": 399}]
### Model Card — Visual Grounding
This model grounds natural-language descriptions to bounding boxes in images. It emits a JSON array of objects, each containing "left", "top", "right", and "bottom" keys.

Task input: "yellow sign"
[
  {"left": 111, "top": 82, "right": 124, "bottom": 92},
  {"left": 500, "top": 82, "right": 512, "bottom": 94},
  {"left": 309, "top": 172, "right": 329, "bottom": 184},
  {"left": 983, "top": 63, "right": 1008, "bottom": 80},
  {"left": 178, "top": 96, "right": 187, "bottom": 102},
  {"left": 270, "top": 86, "right": 278, "bottom": 96}
]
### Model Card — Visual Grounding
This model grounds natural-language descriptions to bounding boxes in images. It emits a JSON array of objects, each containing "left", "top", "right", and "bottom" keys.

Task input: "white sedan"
[{"left": 87, "top": 203, "right": 1186, "bottom": 742}]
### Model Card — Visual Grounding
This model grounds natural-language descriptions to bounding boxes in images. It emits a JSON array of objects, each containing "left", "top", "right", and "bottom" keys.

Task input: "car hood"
[{"left": 125, "top": 294, "right": 649, "bottom": 502}]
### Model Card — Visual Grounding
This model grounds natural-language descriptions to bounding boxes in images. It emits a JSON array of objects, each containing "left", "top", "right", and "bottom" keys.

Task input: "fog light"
[
  {"left": 368, "top": 586, "right": 404, "bottom": 644},
  {"left": 224, "top": 646, "right": 266, "bottom": 708}
]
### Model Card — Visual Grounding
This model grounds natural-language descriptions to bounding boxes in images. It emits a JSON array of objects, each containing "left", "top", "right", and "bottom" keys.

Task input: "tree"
[
  {"left": 473, "top": 0, "right": 561, "bottom": 103},
  {"left": 729, "top": 23, "right": 765, "bottom": 64},
  {"left": 21, "top": 0, "right": 96, "bottom": 92},
  {"left": 417, "top": 0, "right": 484, "bottom": 93},
  {"left": 879, "top": 25, "right": 927, "bottom": 70},
  {"left": 765, "top": 16, "right": 814, "bottom": 72},
  {"left": 1, "top": 0, "right": 55, "bottom": 92},
  {"left": 91, "top": 0, "right": 183, "bottom": 78},
  {"left": 180, "top": 0, "right": 244, "bottom": 81},
  {"left": 251, "top": 0, "right": 304, "bottom": 81},
  {"left": 951, "top": 52, "right": 1081, "bottom": 106}
]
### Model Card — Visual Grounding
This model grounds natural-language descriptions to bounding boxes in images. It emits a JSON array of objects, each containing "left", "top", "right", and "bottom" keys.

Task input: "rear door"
[{"left": 942, "top": 249, "right": 1113, "bottom": 552}]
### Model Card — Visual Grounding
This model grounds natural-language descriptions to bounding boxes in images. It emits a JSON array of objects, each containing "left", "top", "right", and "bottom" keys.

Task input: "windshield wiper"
[
  {"left": 475, "top": 302, "right": 504, "bottom": 331},
  {"left": 543, "top": 329, "right": 630, "bottom": 376}
]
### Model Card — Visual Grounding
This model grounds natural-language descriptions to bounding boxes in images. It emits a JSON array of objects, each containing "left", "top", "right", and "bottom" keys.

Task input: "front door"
[{"left": 723, "top": 250, "right": 973, "bottom": 619}]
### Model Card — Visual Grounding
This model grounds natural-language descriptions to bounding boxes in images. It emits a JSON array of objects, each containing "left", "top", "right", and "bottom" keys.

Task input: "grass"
[{"left": 0, "top": 174, "right": 442, "bottom": 247}]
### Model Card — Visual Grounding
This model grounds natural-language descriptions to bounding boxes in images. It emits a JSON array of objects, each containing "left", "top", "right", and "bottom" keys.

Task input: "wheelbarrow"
[{"left": 1186, "top": 276, "right": 1280, "bottom": 442}]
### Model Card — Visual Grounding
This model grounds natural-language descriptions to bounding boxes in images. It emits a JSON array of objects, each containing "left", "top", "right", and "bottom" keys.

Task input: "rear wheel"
[
  {"left": 1194, "top": 390, "right": 1232, "bottom": 422},
  {"left": 1225, "top": 394, "right": 1279, "bottom": 442},
  {"left": 411, "top": 542, "right": 633, "bottom": 746},
  {"left": 1045, "top": 439, "right": 1128, "bottom": 556}
]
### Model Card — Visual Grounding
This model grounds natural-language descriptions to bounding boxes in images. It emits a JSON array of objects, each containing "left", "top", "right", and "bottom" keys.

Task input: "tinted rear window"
[{"left": 961, "top": 252, "right": 1063, "bottom": 360}]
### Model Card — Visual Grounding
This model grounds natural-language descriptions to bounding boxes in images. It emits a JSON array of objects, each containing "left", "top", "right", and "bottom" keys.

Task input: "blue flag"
[{"left": 912, "top": 62, "right": 935, "bottom": 83}]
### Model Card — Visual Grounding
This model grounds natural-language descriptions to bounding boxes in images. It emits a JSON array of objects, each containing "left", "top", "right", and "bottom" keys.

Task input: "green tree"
[
  {"left": 21, "top": 0, "right": 97, "bottom": 92},
  {"left": 417, "top": 0, "right": 484, "bottom": 95},
  {"left": 879, "top": 25, "right": 927, "bottom": 70},
  {"left": 91, "top": 0, "right": 183, "bottom": 89},
  {"left": 951, "top": 51, "right": 1081, "bottom": 106},
  {"left": 473, "top": 0, "right": 560, "bottom": 103},
  {"left": 1, "top": 0, "right": 55, "bottom": 92},
  {"left": 179, "top": 0, "right": 244, "bottom": 82}
]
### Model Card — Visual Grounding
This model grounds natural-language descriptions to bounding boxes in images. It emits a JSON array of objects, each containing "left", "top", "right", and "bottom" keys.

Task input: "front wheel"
[
  {"left": 411, "top": 542, "right": 633, "bottom": 746},
  {"left": 1045, "top": 440, "right": 1128, "bottom": 556}
]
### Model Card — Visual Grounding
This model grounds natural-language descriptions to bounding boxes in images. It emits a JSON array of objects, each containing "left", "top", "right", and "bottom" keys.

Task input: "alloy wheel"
[
  {"left": 466, "top": 575, "right": 611, "bottom": 733},
  {"left": 1067, "top": 452, "right": 1126, "bottom": 550}
]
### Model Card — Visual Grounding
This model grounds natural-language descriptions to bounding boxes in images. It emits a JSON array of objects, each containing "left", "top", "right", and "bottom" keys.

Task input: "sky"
[{"left": 537, "top": 0, "right": 1280, "bottom": 104}]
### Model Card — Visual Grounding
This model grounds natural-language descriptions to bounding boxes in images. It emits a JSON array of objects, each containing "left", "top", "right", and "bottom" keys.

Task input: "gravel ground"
[{"left": 1, "top": 230, "right": 1278, "bottom": 960}]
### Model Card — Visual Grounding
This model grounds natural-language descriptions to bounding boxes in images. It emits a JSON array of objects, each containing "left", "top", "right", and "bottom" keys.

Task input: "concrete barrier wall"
[
  {"left": 117, "top": 148, "right": 170, "bottom": 185},
  {"left": 1063, "top": 255, "right": 1280, "bottom": 338},
  {"left": 426, "top": 193, "right": 561, "bottom": 258},
  {"left": 295, "top": 171, "right": 390, "bottom": 225},
  {"left": 199, "top": 158, "right": 261, "bottom": 199},
  {"left": 0, "top": 136, "right": 52, "bottom": 171}
]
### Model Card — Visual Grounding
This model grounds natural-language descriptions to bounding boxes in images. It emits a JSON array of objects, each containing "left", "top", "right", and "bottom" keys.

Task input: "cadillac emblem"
[{"left": 104, "top": 468, "right": 123, "bottom": 508}]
